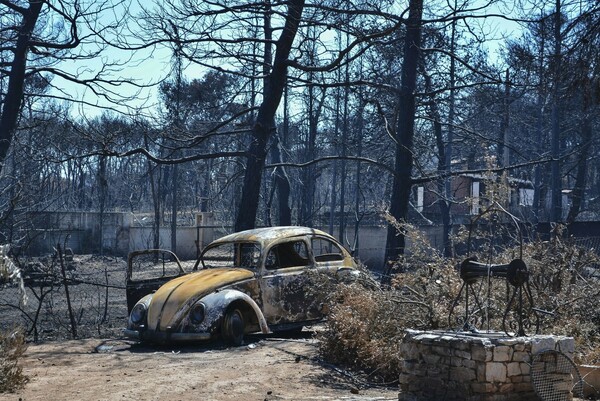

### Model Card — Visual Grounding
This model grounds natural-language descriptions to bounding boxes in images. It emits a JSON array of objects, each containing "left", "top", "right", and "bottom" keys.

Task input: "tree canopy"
[{"left": 1, "top": 0, "right": 599, "bottom": 270}]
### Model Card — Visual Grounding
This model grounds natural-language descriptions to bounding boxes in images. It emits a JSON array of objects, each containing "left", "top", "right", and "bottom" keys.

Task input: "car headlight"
[
  {"left": 190, "top": 303, "right": 205, "bottom": 324},
  {"left": 130, "top": 303, "right": 147, "bottom": 324}
]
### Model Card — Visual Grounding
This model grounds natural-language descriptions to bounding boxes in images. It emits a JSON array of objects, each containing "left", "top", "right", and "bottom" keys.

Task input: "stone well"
[{"left": 398, "top": 329, "right": 575, "bottom": 401}]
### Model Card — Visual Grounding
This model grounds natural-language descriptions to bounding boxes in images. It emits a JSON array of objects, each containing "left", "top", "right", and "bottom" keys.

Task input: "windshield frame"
[{"left": 195, "top": 241, "right": 262, "bottom": 270}]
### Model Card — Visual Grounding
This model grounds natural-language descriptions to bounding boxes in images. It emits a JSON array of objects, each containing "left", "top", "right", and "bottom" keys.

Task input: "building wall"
[
  {"left": 127, "top": 225, "right": 231, "bottom": 260},
  {"left": 24, "top": 211, "right": 131, "bottom": 255},
  {"left": 20, "top": 212, "right": 400, "bottom": 270},
  {"left": 19, "top": 212, "right": 465, "bottom": 271}
]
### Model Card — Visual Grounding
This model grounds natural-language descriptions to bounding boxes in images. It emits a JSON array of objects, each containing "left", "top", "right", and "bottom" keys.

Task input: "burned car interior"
[
  {"left": 265, "top": 241, "right": 310, "bottom": 269},
  {"left": 197, "top": 242, "right": 261, "bottom": 270}
]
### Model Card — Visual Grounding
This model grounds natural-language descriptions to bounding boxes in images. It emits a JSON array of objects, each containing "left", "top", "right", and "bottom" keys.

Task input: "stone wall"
[{"left": 399, "top": 329, "right": 575, "bottom": 401}]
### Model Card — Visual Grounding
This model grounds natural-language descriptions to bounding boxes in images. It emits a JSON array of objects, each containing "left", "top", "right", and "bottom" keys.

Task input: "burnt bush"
[
  {"left": 316, "top": 281, "right": 403, "bottom": 383},
  {"left": 317, "top": 220, "right": 600, "bottom": 383},
  {"left": 315, "top": 262, "right": 462, "bottom": 382},
  {"left": 0, "top": 254, "right": 128, "bottom": 342},
  {"left": 0, "top": 329, "right": 28, "bottom": 393},
  {"left": 520, "top": 234, "right": 600, "bottom": 364}
]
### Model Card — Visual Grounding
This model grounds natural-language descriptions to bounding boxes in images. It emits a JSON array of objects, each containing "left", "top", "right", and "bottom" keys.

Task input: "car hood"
[{"left": 147, "top": 268, "right": 254, "bottom": 331}]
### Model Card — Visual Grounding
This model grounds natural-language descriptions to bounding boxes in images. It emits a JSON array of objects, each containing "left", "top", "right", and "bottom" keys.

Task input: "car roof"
[{"left": 209, "top": 226, "right": 336, "bottom": 247}]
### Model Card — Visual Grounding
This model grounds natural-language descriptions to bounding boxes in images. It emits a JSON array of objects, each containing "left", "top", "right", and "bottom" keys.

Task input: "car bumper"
[{"left": 123, "top": 328, "right": 212, "bottom": 343}]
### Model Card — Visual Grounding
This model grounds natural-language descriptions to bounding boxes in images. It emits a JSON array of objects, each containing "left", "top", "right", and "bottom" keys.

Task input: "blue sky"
[{"left": 46, "top": 0, "right": 524, "bottom": 120}]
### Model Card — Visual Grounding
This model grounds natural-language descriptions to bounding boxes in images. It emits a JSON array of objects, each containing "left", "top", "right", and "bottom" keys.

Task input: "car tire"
[{"left": 222, "top": 308, "right": 245, "bottom": 346}]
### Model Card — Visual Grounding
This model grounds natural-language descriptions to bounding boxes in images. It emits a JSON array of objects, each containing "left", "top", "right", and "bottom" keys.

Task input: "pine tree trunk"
[
  {"left": 383, "top": 0, "right": 424, "bottom": 272},
  {"left": 0, "top": 1, "right": 44, "bottom": 172},
  {"left": 235, "top": 0, "right": 305, "bottom": 232}
]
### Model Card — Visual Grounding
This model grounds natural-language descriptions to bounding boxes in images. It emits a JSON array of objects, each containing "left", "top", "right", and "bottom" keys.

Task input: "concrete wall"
[
  {"left": 127, "top": 224, "right": 390, "bottom": 267},
  {"left": 315, "top": 225, "right": 445, "bottom": 270},
  {"left": 24, "top": 211, "right": 131, "bottom": 255},
  {"left": 21, "top": 211, "right": 448, "bottom": 271},
  {"left": 326, "top": 225, "right": 386, "bottom": 269},
  {"left": 128, "top": 226, "right": 230, "bottom": 260}
]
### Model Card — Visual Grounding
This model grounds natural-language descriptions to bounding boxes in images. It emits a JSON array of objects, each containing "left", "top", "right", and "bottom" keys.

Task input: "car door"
[
  {"left": 125, "top": 249, "right": 186, "bottom": 313},
  {"left": 258, "top": 238, "right": 320, "bottom": 326}
]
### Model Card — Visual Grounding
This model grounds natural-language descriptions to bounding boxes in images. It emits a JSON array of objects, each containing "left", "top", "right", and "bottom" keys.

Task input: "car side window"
[
  {"left": 238, "top": 243, "right": 261, "bottom": 269},
  {"left": 311, "top": 237, "right": 345, "bottom": 262},
  {"left": 201, "top": 242, "right": 260, "bottom": 269},
  {"left": 265, "top": 240, "right": 310, "bottom": 270}
]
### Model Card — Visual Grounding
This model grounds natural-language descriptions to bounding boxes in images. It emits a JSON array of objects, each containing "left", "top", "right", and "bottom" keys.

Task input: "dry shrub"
[
  {"left": 452, "top": 221, "right": 600, "bottom": 364},
  {"left": 518, "top": 234, "right": 600, "bottom": 365},
  {"left": 318, "top": 215, "right": 600, "bottom": 381},
  {"left": 0, "top": 329, "right": 28, "bottom": 393},
  {"left": 385, "top": 217, "right": 464, "bottom": 331},
  {"left": 390, "top": 260, "right": 462, "bottom": 331},
  {"left": 315, "top": 263, "right": 461, "bottom": 382},
  {"left": 316, "top": 281, "right": 403, "bottom": 383},
  {"left": 316, "top": 220, "right": 462, "bottom": 383}
]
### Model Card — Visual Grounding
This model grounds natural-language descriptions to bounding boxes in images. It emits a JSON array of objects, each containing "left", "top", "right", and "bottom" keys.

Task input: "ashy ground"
[
  {"left": 1, "top": 254, "right": 397, "bottom": 401},
  {"left": 1, "top": 336, "right": 399, "bottom": 401}
]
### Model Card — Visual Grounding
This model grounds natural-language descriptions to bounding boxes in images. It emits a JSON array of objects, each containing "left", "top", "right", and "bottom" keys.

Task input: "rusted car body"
[{"left": 124, "top": 226, "right": 357, "bottom": 345}]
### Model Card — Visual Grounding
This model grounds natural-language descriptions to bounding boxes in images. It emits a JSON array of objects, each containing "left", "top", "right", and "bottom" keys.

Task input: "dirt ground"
[
  {"left": 1, "top": 336, "right": 399, "bottom": 401},
  {"left": 2, "top": 254, "right": 597, "bottom": 400},
  {"left": 1, "top": 254, "right": 398, "bottom": 400}
]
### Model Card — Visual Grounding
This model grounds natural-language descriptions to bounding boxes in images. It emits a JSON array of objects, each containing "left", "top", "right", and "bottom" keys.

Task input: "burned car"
[{"left": 124, "top": 226, "right": 357, "bottom": 345}]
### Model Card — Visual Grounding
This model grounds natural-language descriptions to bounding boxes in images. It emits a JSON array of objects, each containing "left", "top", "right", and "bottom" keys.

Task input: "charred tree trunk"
[
  {"left": 235, "top": 0, "right": 305, "bottom": 232},
  {"left": 98, "top": 155, "right": 107, "bottom": 254},
  {"left": 500, "top": 69, "right": 511, "bottom": 167},
  {"left": 532, "top": 17, "right": 547, "bottom": 221},
  {"left": 424, "top": 70, "right": 451, "bottom": 257},
  {"left": 170, "top": 163, "right": 178, "bottom": 253},
  {"left": 265, "top": 133, "right": 291, "bottom": 226},
  {"left": 265, "top": 0, "right": 292, "bottom": 227},
  {"left": 0, "top": 1, "right": 43, "bottom": 172},
  {"left": 352, "top": 97, "right": 365, "bottom": 255},
  {"left": 423, "top": 63, "right": 453, "bottom": 257},
  {"left": 566, "top": 72, "right": 592, "bottom": 224},
  {"left": 383, "top": 0, "right": 423, "bottom": 272},
  {"left": 144, "top": 135, "right": 161, "bottom": 253},
  {"left": 58, "top": 244, "right": 77, "bottom": 339},
  {"left": 442, "top": 14, "right": 457, "bottom": 258},
  {"left": 300, "top": 90, "right": 316, "bottom": 227},
  {"left": 550, "top": 0, "right": 563, "bottom": 222},
  {"left": 276, "top": 85, "right": 292, "bottom": 226},
  {"left": 273, "top": 135, "right": 292, "bottom": 225},
  {"left": 301, "top": 86, "right": 325, "bottom": 227}
]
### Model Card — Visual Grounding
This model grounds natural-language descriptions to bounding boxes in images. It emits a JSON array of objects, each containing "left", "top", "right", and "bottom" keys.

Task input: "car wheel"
[{"left": 221, "top": 308, "right": 245, "bottom": 346}]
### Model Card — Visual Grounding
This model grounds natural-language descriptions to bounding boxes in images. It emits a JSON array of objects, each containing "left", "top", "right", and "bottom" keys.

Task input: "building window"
[
  {"left": 519, "top": 188, "right": 534, "bottom": 206},
  {"left": 471, "top": 181, "right": 480, "bottom": 215},
  {"left": 416, "top": 186, "right": 424, "bottom": 212}
]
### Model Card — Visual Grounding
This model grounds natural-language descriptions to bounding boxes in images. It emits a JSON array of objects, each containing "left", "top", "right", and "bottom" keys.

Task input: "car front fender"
[{"left": 178, "top": 289, "right": 270, "bottom": 335}]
